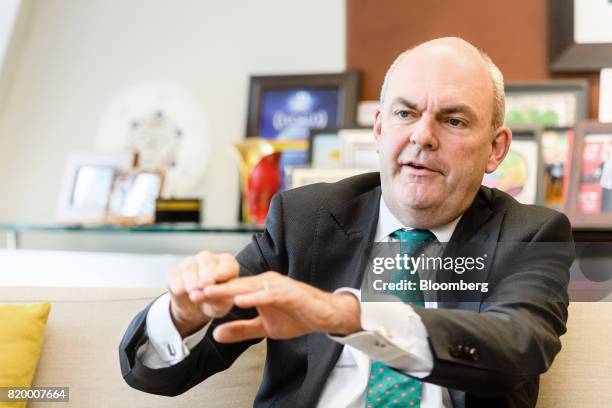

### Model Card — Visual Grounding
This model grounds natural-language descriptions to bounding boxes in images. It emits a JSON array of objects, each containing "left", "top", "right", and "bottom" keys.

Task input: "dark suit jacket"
[{"left": 119, "top": 172, "right": 574, "bottom": 408}]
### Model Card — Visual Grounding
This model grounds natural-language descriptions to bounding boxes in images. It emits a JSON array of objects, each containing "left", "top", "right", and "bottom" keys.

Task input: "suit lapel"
[
  {"left": 296, "top": 186, "right": 381, "bottom": 408},
  {"left": 440, "top": 188, "right": 505, "bottom": 310}
]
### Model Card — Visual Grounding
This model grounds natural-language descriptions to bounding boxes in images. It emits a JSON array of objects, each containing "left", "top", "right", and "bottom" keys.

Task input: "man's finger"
[
  {"left": 195, "top": 251, "right": 219, "bottom": 287},
  {"left": 168, "top": 266, "right": 187, "bottom": 296},
  {"left": 234, "top": 289, "right": 280, "bottom": 308},
  {"left": 204, "top": 275, "right": 266, "bottom": 299},
  {"left": 212, "top": 317, "right": 266, "bottom": 343},
  {"left": 181, "top": 258, "right": 200, "bottom": 292},
  {"left": 215, "top": 253, "right": 241, "bottom": 283},
  {"left": 168, "top": 268, "right": 198, "bottom": 312}
]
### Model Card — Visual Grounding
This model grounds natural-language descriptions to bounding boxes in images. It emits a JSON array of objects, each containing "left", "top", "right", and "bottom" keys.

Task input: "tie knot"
[{"left": 390, "top": 228, "right": 436, "bottom": 244}]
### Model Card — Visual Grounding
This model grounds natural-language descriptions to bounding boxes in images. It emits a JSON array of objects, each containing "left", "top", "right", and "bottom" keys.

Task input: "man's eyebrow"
[
  {"left": 438, "top": 104, "right": 478, "bottom": 119},
  {"left": 389, "top": 97, "right": 419, "bottom": 110},
  {"left": 389, "top": 98, "right": 478, "bottom": 119}
]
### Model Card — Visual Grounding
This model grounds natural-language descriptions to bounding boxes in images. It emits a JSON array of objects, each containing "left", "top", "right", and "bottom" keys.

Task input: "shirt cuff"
[
  {"left": 138, "top": 292, "right": 209, "bottom": 368},
  {"left": 328, "top": 287, "right": 433, "bottom": 377}
]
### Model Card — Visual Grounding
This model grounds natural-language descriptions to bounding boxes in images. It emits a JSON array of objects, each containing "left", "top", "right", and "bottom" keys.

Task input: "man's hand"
[
  {"left": 203, "top": 271, "right": 362, "bottom": 343},
  {"left": 167, "top": 251, "right": 240, "bottom": 338}
]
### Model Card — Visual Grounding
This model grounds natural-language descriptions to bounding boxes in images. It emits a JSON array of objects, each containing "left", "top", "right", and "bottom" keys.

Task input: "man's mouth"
[{"left": 401, "top": 160, "right": 439, "bottom": 175}]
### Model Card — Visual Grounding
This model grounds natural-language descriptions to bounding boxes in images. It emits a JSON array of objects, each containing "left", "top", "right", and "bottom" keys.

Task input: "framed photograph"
[
  {"left": 566, "top": 121, "right": 612, "bottom": 227},
  {"left": 105, "top": 171, "right": 163, "bottom": 226},
  {"left": 291, "top": 168, "right": 373, "bottom": 189},
  {"left": 542, "top": 127, "right": 575, "bottom": 208},
  {"left": 504, "top": 80, "right": 588, "bottom": 128},
  {"left": 308, "top": 128, "right": 341, "bottom": 168},
  {"left": 56, "top": 152, "right": 134, "bottom": 224},
  {"left": 549, "top": 0, "right": 612, "bottom": 72},
  {"left": 482, "top": 127, "right": 545, "bottom": 205},
  {"left": 246, "top": 72, "right": 359, "bottom": 140},
  {"left": 339, "top": 128, "right": 379, "bottom": 170}
]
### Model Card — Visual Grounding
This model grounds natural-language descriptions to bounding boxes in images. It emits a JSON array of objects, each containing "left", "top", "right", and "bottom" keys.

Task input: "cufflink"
[{"left": 167, "top": 343, "right": 176, "bottom": 357}]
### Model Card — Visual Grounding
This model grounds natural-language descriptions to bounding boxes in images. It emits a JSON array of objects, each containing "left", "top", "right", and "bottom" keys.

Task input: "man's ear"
[
  {"left": 373, "top": 107, "right": 382, "bottom": 152},
  {"left": 485, "top": 126, "right": 512, "bottom": 173}
]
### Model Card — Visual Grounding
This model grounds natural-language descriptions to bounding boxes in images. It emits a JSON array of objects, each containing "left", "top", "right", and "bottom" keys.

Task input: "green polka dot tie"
[{"left": 365, "top": 229, "right": 436, "bottom": 408}]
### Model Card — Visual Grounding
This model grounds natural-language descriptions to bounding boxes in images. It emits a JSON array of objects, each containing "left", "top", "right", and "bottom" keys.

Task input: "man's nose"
[{"left": 409, "top": 116, "right": 438, "bottom": 150}]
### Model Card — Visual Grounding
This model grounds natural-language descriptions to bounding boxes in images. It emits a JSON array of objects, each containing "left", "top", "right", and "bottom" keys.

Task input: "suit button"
[
  {"left": 449, "top": 344, "right": 463, "bottom": 358},
  {"left": 467, "top": 347, "right": 478, "bottom": 361}
]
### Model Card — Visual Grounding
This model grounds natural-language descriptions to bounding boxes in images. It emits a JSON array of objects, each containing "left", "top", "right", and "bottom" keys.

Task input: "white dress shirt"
[{"left": 137, "top": 196, "right": 461, "bottom": 407}]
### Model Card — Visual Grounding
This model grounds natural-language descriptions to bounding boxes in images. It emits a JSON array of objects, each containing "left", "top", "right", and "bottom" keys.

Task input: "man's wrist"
[
  {"left": 169, "top": 302, "right": 210, "bottom": 338},
  {"left": 328, "top": 293, "right": 362, "bottom": 336}
]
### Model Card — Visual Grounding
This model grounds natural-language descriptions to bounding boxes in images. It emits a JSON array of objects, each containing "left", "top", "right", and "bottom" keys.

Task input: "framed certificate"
[
  {"left": 504, "top": 80, "right": 588, "bottom": 128},
  {"left": 339, "top": 128, "right": 379, "bottom": 170}
]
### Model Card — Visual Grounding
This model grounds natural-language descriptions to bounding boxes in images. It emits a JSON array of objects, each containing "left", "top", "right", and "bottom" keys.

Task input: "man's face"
[{"left": 375, "top": 46, "right": 500, "bottom": 227}]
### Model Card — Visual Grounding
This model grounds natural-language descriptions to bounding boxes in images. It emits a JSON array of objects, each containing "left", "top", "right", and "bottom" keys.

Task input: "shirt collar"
[{"left": 374, "top": 195, "right": 462, "bottom": 243}]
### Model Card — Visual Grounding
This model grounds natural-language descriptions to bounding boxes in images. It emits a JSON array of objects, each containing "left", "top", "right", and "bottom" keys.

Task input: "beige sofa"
[
  {"left": 1, "top": 286, "right": 610, "bottom": 408},
  {"left": 1, "top": 287, "right": 264, "bottom": 408}
]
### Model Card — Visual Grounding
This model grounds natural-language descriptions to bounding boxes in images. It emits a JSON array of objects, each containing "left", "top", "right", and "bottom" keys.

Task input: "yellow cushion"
[{"left": 0, "top": 302, "right": 51, "bottom": 408}]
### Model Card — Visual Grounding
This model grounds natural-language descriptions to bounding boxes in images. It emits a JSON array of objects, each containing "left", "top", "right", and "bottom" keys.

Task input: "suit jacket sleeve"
[
  {"left": 118, "top": 194, "right": 288, "bottom": 396},
  {"left": 413, "top": 211, "right": 574, "bottom": 396}
]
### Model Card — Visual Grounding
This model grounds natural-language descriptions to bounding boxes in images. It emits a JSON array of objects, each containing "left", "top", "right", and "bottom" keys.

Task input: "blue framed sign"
[
  {"left": 246, "top": 72, "right": 359, "bottom": 141},
  {"left": 245, "top": 72, "right": 359, "bottom": 192}
]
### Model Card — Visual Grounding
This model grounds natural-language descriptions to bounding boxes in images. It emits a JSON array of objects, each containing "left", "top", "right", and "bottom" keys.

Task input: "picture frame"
[
  {"left": 600, "top": 68, "right": 612, "bottom": 122},
  {"left": 307, "top": 127, "right": 341, "bottom": 169},
  {"left": 541, "top": 127, "right": 575, "bottom": 209},
  {"left": 56, "top": 152, "right": 134, "bottom": 225},
  {"left": 105, "top": 170, "right": 163, "bottom": 226},
  {"left": 339, "top": 128, "right": 379, "bottom": 170},
  {"left": 239, "top": 72, "right": 360, "bottom": 220},
  {"left": 356, "top": 100, "right": 379, "bottom": 126},
  {"left": 549, "top": 0, "right": 612, "bottom": 72},
  {"left": 482, "top": 127, "right": 545, "bottom": 205},
  {"left": 291, "top": 168, "right": 373, "bottom": 189},
  {"left": 566, "top": 121, "right": 612, "bottom": 228},
  {"left": 245, "top": 72, "right": 359, "bottom": 140},
  {"left": 504, "top": 80, "right": 589, "bottom": 128}
]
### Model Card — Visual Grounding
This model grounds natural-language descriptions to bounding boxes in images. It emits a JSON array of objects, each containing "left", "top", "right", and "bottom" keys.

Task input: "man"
[{"left": 119, "top": 37, "right": 574, "bottom": 407}]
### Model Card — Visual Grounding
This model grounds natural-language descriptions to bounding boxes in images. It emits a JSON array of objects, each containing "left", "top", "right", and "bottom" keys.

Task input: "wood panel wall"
[{"left": 346, "top": 0, "right": 600, "bottom": 118}]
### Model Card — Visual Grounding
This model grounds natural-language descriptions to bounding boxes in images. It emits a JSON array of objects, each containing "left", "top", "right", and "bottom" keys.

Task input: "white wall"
[
  {"left": 0, "top": 0, "right": 346, "bottom": 230},
  {"left": 0, "top": 0, "right": 21, "bottom": 65}
]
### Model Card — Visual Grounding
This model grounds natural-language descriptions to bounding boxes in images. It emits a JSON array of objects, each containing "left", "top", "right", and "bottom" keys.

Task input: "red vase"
[{"left": 247, "top": 152, "right": 281, "bottom": 225}]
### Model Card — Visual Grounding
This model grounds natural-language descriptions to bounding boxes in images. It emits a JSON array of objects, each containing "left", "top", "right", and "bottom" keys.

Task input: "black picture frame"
[
  {"left": 245, "top": 72, "right": 359, "bottom": 138},
  {"left": 548, "top": 0, "right": 612, "bottom": 72},
  {"left": 504, "top": 80, "right": 589, "bottom": 128},
  {"left": 307, "top": 127, "right": 339, "bottom": 167}
]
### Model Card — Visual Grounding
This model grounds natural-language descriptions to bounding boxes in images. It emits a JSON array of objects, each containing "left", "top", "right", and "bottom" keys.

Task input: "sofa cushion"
[
  {"left": 0, "top": 302, "right": 51, "bottom": 408},
  {"left": 536, "top": 302, "right": 612, "bottom": 407},
  {"left": 0, "top": 287, "right": 265, "bottom": 408}
]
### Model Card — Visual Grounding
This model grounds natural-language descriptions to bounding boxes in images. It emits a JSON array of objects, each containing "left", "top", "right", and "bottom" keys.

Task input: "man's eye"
[
  {"left": 397, "top": 110, "right": 413, "bottom": 119},
  {"left": 448, "top": 118, "right": 466, "bottom": 128}
]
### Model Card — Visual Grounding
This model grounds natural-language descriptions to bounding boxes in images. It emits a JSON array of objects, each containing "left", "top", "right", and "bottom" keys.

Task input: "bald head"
[{"left": 380, "top": 37, "right": 505, "bottom": 131}]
